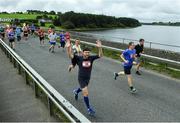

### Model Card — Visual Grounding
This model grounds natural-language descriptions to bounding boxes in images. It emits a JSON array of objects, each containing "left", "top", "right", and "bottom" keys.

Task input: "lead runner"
[{"left": 66, "top": 40, "right": 103, "bottom": 115}]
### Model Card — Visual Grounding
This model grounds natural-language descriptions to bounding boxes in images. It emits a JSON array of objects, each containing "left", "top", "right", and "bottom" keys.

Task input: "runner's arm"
[{"left": 96, "top": 40, "right": 103, "bottom": 57}]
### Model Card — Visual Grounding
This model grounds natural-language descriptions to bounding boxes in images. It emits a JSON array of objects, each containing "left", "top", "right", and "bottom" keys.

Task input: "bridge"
[{"left": 0, "top": 36, "right": 180, "bottom": 122}]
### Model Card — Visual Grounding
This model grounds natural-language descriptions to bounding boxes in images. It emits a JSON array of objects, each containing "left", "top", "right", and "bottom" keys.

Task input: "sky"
[{"left": 0, "top": 0, "right": 180, "bottom": 22}]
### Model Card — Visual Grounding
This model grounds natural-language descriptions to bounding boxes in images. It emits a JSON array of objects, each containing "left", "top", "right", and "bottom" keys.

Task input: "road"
[
  {"left": 5, "top": 36, "right": 180, "bottom": 122},
  {"left": 0, "top": 47, "right": 57, "bottom": 122}
]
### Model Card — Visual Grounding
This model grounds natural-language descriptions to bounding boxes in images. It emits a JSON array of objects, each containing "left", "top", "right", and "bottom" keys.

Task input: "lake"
[{"left": 85, "top": 25, "right": 180, "bottom": 52}]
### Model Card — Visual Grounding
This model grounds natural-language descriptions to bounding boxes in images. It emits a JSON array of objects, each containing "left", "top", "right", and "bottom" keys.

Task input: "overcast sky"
[{"left": 0, "top": 0, "right": 180, "bottom": 22}]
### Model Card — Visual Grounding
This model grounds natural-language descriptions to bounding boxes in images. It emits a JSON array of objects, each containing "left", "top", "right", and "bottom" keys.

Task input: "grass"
[{"left": 0, "top": 13, "right": 56, "bottom": 19}]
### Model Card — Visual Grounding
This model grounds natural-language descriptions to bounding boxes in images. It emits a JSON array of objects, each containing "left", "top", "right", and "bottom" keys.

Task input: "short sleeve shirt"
[
  {"left": 74, "top": 55, "right": 100, "bottom": 79},
  {"left": 123, "top": 49, "right": 136, "bottom": 67}
]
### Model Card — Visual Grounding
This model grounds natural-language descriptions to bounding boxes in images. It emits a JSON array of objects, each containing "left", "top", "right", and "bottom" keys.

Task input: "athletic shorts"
[
  {"left": 49, "top": 41, "right": 56, "bottom": 45},
  {"left": 31, "top": 30, "right": 35, "bottom": 33},
  {"left": 17, "top": 36, "right": 21, "bottom": 41},
  {"left": 78, "top": 77, "right": 90, "bottom": 89},
  {"left": 24, "top": 33, "right": 28, "bottom": 37},
  {"left": 60, "top": 42, "right": 65, "bottom": 48},
  {"left": 124, "top": 66, "right": 132, "bottom": 75},
  {"left": 9, "top": 38, "right": 15, "bottom": 43},
  {"left": 135, "top": 57, "right": 142, "bottom": 64},
  {"left": 39, "top": 36, "right": 44, "bottom": 41},
  {"left": 0, "top": 33, "right": 5, "bottom": 38}
]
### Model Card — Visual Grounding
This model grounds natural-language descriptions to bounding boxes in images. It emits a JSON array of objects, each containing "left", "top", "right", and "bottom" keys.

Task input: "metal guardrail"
[
  {"left": 0, "top": 39, "right": 90, "bottom": 123},
  {"left": 71, "top": 38, "right": 180, "bottom": 68}
]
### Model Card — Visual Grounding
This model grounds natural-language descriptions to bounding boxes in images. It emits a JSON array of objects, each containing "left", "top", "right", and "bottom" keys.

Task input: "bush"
[
  {"left": 40, "top": 21, "right": 45, "bottom": 26},
  {"left": 62, "top": 21, "right": 75, "bottom": 29},
  {"left": 49, "top": 24, "right": 55, "bottom": 29}
]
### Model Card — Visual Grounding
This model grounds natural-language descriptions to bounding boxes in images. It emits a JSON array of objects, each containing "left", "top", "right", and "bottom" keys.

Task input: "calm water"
[{"left": 86, "top": 25, "right": 180, "bottom": 52}]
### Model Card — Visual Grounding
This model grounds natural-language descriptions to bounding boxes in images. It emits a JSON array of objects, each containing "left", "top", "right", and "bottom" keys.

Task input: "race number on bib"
[{"left": 82, "top": 61, "right": 91, "bottom": 68}]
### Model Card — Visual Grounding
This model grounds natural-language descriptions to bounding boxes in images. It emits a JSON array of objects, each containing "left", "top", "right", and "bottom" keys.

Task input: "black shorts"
[
  {"left": 31, "top": 30, "right": 35, "bottom": 33},
  {"left": 24, "top": 33, "right": 28, "bottom": 37},
  {"left": 39, "top": 36, "right": 44, "bottom": 41},
  {"left": 60, "top": 42, "right": 65, "bottom": 48},
  {"left": 78, "top": 77, "right": 90, "bottom": 89},
  {"left": 124, "top": 66, "right": 132, "bottom": 75},
  {"left": 9, "top": 39, "right": 15, "bottom": 43},
  {"left": 0, "top": 33, "right": 5, "bottom": 38}
]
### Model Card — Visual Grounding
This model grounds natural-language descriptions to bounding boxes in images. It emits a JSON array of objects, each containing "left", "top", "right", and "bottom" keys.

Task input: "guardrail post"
[
  {"left": 13, "top": 58, "right": 17, "bottom": 68},
  {"left": 122, "top": 38, "right": 125, "bottom": 44},
  {"left": 150, "top": 42, "right": 152, "bottom": 49},
  {"left": 18, "top": 64, "right": 21, "bottom": 74},
  {"left": 34, "top": 82, "right": 39, "bottom": 98},
  {"left": 25, "top": 72, "right": 29, "bottom": 85},
  {"left": 47, "top": 97, "right": 53, "bottom": 116}
]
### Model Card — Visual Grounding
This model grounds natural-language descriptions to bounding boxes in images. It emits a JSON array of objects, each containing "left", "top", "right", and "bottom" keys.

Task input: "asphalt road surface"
[{"left": 5, "top": 36, "right": 180, "bottom": 122}]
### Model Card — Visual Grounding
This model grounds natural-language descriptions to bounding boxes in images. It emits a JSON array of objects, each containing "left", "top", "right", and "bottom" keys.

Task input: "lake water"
[{"left": 85, "top": 25, "right": 180, "bottom": 52}]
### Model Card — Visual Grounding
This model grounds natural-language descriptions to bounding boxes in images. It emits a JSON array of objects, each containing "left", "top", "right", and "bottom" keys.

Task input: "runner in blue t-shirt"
[
  {"left": 58, "top": 31, "right": 66, "bottom": 51},
  {"left": 30, "top": 24, "right": 36, "bottom": 36},
  {"left": 15, "top": 27, "right": 22, "bottom": 41},
  {"left": 8, "top": 28, "right": 16, "bottom": 50},
  {"left": 113, "top": 42, "right": 137, "bottom": 93}
]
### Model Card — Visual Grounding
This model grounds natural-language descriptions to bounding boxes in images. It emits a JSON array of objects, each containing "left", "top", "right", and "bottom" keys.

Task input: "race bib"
[{"left": 82, "top": 61, "right": 91, "bottom": 68}]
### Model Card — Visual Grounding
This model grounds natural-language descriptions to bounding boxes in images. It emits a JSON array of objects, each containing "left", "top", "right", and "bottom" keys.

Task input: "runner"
[
  {"left": 68, "top": 39, "right": 82, "bottom": 72},
  {"left": 15, "top": 26, "right": 22, "bottom": 42},
  {"left": 30, "top": 23, "right": 36, "bottom": 36},
  {"left": 22, "top": 24, "right": 29, "bottom": 40},
  {"left": 58, "top": 31, "right": 66, "bottom": 51},
  {"left": 0, "top": 26, "right": 5, "bottom": 40},
  {"left": 48, "top": 30, "right": 57, "bottom": 53},
  {"left": 38, "top": 28, "right": 45, "bottom": 46},
  {"left": 135, "top": 39, "right": 145, "bottom": 75},
  {"left": 67, "top": 40, "right": 103, "bottom": 115},
  {"left": 7, "top": 27, "right": 15, "bottom": 50},
  {"left": 113, "top": 42, "right": 137, "bottom": 93}
]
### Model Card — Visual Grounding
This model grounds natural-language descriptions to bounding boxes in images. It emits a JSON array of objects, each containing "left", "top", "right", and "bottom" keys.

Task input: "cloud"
[{"left": 0, "top": 0, "right": 180, "bottom": 22}]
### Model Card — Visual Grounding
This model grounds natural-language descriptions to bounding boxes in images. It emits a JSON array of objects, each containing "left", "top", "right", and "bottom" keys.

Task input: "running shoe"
[
  {"left": 88, "top": 107, "right": 95, "bottom": 116},
  {"left": 73, "top": 89, "right": 78, "bottom": 101},
  {"left": 136, "top": 71, "right": 141, "bottom": 75},
  {"left": 130, "top": 87, "right": 137, "bottom": 94},
  {"left": 113, "top": 72, "right": 119, "bottom": 80}
]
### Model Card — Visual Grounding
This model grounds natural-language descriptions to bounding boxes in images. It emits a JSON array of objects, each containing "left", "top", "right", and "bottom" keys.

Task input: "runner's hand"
[{"left": 96, "top": 40, "right": 102, "bottom": 48}]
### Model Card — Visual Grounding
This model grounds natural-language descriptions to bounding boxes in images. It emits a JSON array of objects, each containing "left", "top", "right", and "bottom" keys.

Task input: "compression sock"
[{"left": 84, "top": 96, "right": 90, "bottom": 109}]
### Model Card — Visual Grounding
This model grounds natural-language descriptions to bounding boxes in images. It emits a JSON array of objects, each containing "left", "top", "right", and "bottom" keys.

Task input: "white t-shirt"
[{"left": 48, "top": 33, "right": 57, "bottom": 42}]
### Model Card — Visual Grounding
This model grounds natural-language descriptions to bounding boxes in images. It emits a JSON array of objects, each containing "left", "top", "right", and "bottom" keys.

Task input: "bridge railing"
[
  {"left": 0, "top": 39, "right": 90, "bottom": 123},
  {"left": 70, "top": 38, "right": 180, "bottom": 70},
  {"left": 69, "top": 31, "right": 180, "bottom": 52}
]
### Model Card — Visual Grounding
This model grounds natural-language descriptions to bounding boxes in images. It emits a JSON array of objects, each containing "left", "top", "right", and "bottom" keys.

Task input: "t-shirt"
[
  {"left": 15, "top": 28, "right": 22, "bottom": 36},
  {"left": 48, "top": 33, "right": 57, "bottom": 42},
  {"left": 8, "top": 31, "right": 15, "bottom": 39},
  {"left": 0, "top": 27, "right": 4, "bottom": 33},
  {"left": 122, "top": 49, "right": 136, "bottom": 67},
  {"left": 74, "top": 55, "right": 100, "bottom": 79},
  {"left": 30, "top": 25, "right": 35, "bottom": 31},
  {"left": 72, "top": 45, "right": 82, "bottom": 54},
  {"left": 65, "top": 32, "right": 70, "bottom": 40},
  {"left": 135, "top": 44, "right": 144, "bottom": 57},
  {"left": 59, "top": 34, "right": 65, "bottom": 42}
]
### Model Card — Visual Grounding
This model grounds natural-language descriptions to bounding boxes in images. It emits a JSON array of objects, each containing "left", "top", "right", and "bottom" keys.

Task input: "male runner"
[
  {"left": 68, "top": 39, "right": 82, "bottom": 72},
  {"left": 48, "top": 30, "right": 57, "bottom": 53},
  {"left": 0, "top": 26, "right": 5, "bottom": 40},
  {"left": 22, "top": 24, "right": 28, "bottom": 40},
  {"left": 67, "top": 40, "right": 103, "bottom": 115},
  {"left": 8, "top": 27, "right": 16, "bottom": 50},
  {"left": 15, "top": 26, "right": 22, "bottom": 41},
  {"left": 114, "top": 42, "right": 137, "bottom": 93},
  {"left": 38, "top": 28, "right": 45, "bottom": 45},
  {"left": 30, "top": 23, "right": 36, "bottom": 36},
  {"left": 135, "top": 39, "right": 145, "bottom": 75},
  {"left": 59, "top": 31, "right": 66, "bottom": 51}
]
